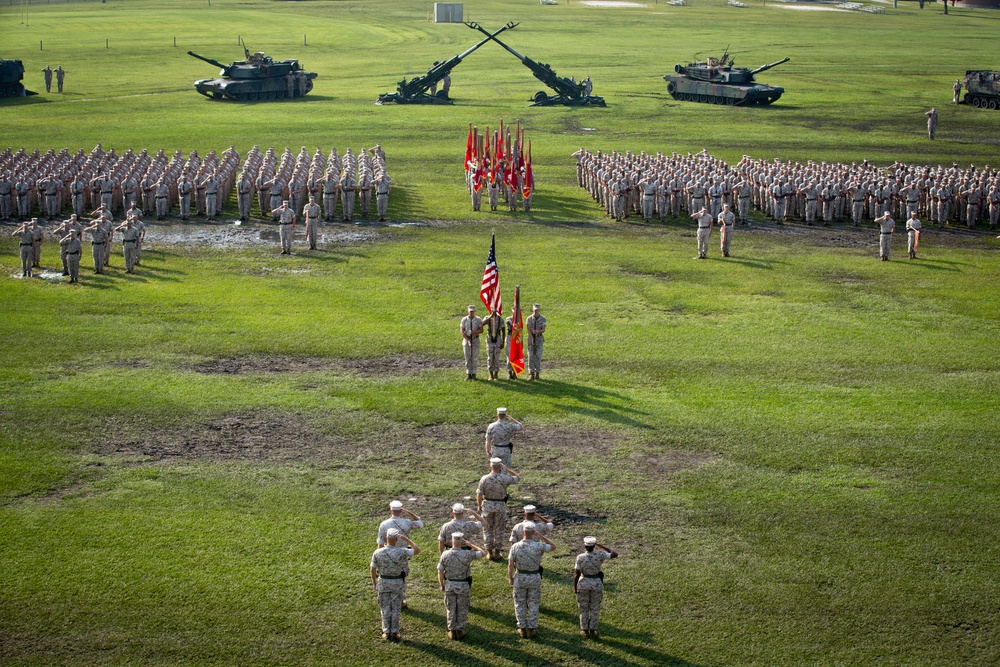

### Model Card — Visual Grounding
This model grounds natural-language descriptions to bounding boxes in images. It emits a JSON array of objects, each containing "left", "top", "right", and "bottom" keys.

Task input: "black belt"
[
  {"left": 880, "top": 232, "right": 893, "bottom": 235},
  {"left": 19, "top": 243, "right": 32, "bottom": 246},
  {"left": 446, "top": 577, "right": 471, "bottom": 582},
  {"left": 484, "top": 496, "right": 508, "bottom": 503},
  {"left": 156, "top": 196, "right": 167, "bottom": 199},
  {"left": 581, "top": 573, "right": 602, "bottom": 579},
  {"left": 806, "top": 198, "right": 816, "bottom": 202},
  {"left": 102, "top": 191, "right": 112, "bottom": 194},
  {"left": 124, "top": 240, "right": 136, "bottom": 244},
  {"left": 281, "top": 222, "right": 292, "bottom": 226},
  {"left": 66, "top": 251, "right": 79, "bottom": 255},
  {"left": 739, "top": 196, "right": 749, "bottom": 199},
  {"left": 516, "top": 569, "right": 540, "bottom": 575},
  {"left": 698, "top": 226, "right": 710, "bottom": 229},
  {"left": 493, "top": 443, "right": 512, "bottom": 448},
  {"left": 91, "top": 241, "right": 103, "bottom": 245},
  {"left": 377, "top": 191, "right": 388, "bottom": 196},
  {"left": 379, "top": 574, "right": 405, "bottom": 580}
]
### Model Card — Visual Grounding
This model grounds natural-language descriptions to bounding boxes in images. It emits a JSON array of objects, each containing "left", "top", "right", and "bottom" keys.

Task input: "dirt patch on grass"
[{"left": 188, "top": 354, "right": 453, "bottom": 376}]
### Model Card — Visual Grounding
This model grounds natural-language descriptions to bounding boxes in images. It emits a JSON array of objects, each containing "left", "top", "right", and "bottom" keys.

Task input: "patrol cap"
[
  {"left": 584, "top": 536, "right": 598, "bottom": 546},
  {"left": 497, "top": 407, "right": 507, "bottom": 415},
  {"left": 452, "top": 503, "right": 465, "bottom": 513},
  {"left": 386, "top": 528, "right": 400, "bottom": 538},
  {"left": 523, "top": 505, "right": 536, "bottom": 514},
  {"left": 389, "top": 500, "right": 403, "bottom": 510},
  {"left": 451, "top": 532, "right": 464, "bottom": 540},
  {"left": 467, "top": 304, "right": 476, "bottom": 311},
  {"left": 489, "top": 457, "right": 502, "bottom": 465}
]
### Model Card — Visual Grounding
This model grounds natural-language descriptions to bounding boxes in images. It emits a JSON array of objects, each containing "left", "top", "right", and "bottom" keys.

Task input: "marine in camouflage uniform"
[
  {"left": 437, "top": 503, "right": 484, "bottom": 553},
  {"left": 369, "top": 529, "right": 420, "bottom": 641},
  {"left": 573, "top": 536, "right": 618, "bottom": 638},
  {"left": 509, "top": 505, "right": 553, "bottom": 544},
  {"left": 460, "top": 305, "right": 483, "bottom": 381},
  {"left": 484, "top": 311, "right": 506, "bottom": 381},
  {"left": 13, "top": 222, "right": 34, "bottom": 277},
  {"left": 60, "top": 231, "right": 82, "bottom": 283},
  {"left": 302, "top": 196, "right": 321, "bottom": 250},
  {"left": 485, "top": 407, "right": 522, "bottom": 468},
  {"left": 875, "top": 212, "right": 895, "bottom": 261},
  {"left": 271, "top": 201, "right": 296, "bottom": 254},
  {"left": 507, "top": 523, "right": 555, "bottom": 638},
  {"left": 525, "top": 305, "right": 546, "bottom": 381},
  {"left": 476, "top": 458, "right": 519, "bottom": 560},
  {"left": 437, "top": 532, "right": 485, "bottom": 640}
]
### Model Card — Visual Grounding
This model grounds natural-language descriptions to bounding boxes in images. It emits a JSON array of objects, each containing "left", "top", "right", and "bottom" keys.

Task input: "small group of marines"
[{"left": 369, "top": 407, "right": 618, "bottom": 642}]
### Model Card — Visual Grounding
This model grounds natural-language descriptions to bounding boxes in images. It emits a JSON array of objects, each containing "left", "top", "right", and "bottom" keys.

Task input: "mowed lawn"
[{"left": 3, "top": 1, "right": 1000, "bottom": 666}]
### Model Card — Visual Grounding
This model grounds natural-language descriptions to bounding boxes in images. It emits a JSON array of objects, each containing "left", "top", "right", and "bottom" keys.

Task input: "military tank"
[
  {"left": 187, "top": 48, "right": 317, "bottom": 101},
  {"left": 961, "top": 70, "right": 1000, "bottom": 110},
  {"left": 664, "top": 51, "right": 789, "bottom": 106},
  {"left": 0, "top": 59, "right": 33, "bottom": 98}
]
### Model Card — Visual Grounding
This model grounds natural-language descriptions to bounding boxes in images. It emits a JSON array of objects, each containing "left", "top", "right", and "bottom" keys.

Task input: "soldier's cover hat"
[
  {"left": 451, "top": 532, "right": 464, "bottom": 540},
  {"left": 522, "top": 522, "right": 537, "bottom": 532},
  {"left": 497, "top": 407, "right": 507, "bottom": 415},
  {"left": 489, "top": 457, "right": 503, "bottom": 465},
  {"left": 389, "top": 500, "right": 403, "bottom": 509},
  {"left": 468, "top": 305, "right": 476, "bottom": 311},
  {"left": 386, "top": 528, "right": 400, "bottom": 537},
  {"left": 584, "top": 536, "right": 598, "bottom": 546},
  {"left": 452, "top": 503, "right": 465, "bottom": 512},
  {"left": 523, "top": 505, "right": 536, "bottom": 513}
]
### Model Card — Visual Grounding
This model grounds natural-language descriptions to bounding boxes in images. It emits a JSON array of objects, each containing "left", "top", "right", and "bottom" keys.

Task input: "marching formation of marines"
[
  {"left": 575, "top": 148, "right": 1000, "bottom": 233},
  {"left": 369, "top": 407, "right": 618, "bottom": 642},
  {"left": 0, "top": 145, "right": 239, "bottom": 222},
  {"left": 238, "top": 144, "right": 390, "bottom": 226}
]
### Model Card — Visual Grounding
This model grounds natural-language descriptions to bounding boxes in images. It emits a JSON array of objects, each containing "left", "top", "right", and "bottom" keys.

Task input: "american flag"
[{"left": 480, "top": 234, "right": 502, "bottom": 315}]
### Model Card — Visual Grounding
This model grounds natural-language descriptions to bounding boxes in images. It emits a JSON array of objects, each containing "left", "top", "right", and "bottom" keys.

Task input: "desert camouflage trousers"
[
  {"left": 513, "top": 573, "right": 542, "bottom": 629},
  {"left": 576, "top": 580, "right": 604, "bottom": 630}
]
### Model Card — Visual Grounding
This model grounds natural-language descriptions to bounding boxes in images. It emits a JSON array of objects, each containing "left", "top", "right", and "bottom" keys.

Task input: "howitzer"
[
  {"left": 749, "top": 57, "right": 790, "bottom": 77},
  {"left": 466, "top": 22, "right": 605, "bottom": 107},
  {"left": 376, "top": 23, "right": 515, "bottom": 105}
]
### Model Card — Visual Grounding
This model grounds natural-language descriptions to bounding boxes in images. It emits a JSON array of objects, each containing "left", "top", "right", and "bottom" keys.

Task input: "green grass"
[{"left": 2, "top": 1, "right": 1000, "bottom": 665}]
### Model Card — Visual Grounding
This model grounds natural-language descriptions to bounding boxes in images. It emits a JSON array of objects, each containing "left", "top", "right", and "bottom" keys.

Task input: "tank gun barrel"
[
  {"left": 750, "top": 57, "right": 789, "bottom": 76},
  {"left": 187, "top": 51, "right": 229, "bottom": 71}
]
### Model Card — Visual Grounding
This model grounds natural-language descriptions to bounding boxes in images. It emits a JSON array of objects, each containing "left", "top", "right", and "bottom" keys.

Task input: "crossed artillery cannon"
[{"left": 376, "top": 22, "right": 606, "bottom": 108}]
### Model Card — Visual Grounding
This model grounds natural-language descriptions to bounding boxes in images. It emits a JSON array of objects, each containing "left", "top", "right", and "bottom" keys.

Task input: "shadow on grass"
[
  {"left": 491, "top": 379, "right": 652, "bottom": 429},
  {"left": 407, "top": 604, "right": 701, "bottom": 667},
  {"left": 903, "top": 257, "right": 965, "bottom": 272}
]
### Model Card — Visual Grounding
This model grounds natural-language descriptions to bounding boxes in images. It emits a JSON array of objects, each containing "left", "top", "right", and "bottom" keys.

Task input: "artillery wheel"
[
  {"left": 533, "top": 91, "right": 548, "bottom": 104},
  {"left": 305, "top": 80, "right": 314, "bottom": 94}
]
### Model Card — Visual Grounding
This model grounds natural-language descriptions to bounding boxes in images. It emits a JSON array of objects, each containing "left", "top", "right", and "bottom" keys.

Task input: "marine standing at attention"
[
  {"left": 272, "top": 200, "right": 296, "bottom": 254},
  {"left": 485, "top": 407, "right": 522, "bottom": 468},
  {"left": 460, "top": 305, "right": 483, "bottom": 381},
  {"left": 925, "top": 107, "right": 938, "bottom": 140},
  {"left": 692, "top": 207, "right": 712, "bottom": 259},
  {"left": 370, "top": 528, "right": 420, "bottom": 642},
  {"left": 508, "top": 523, "right": 556, "bottom": 639},
  {"left": 302, "top": 195, "right": 321, "bottom": 250},
  {"left": 574, "top": 536, "right": 618, "bottom": 639},
  {"left": 477, "top": 458, "right": 520, "bottom": 561},
  {"left": 525, "top": 304, "right": 546, "bottom": 381},
  {"left": 484, "top": 309, "right": 506, "bottom": 381},
  {"left": 875, "top": 211, "right": 895, "bottom": 261},
  {"left": 437, "top": 532, "right": 485, "bottom": 641}
]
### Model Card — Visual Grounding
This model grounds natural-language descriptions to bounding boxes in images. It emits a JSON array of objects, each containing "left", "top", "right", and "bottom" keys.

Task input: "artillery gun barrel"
[
  {"left": 426, "top": 23, "right": 515, "bottom": 79},
  {"left": 749, "top": 57, "right": 790, "bottom": 76},
  {"left": 466, "top": 22, "right": 528, "bottom": 63},
  {"left": 187, "top": 51, "right": 229, "bottom": 71}
]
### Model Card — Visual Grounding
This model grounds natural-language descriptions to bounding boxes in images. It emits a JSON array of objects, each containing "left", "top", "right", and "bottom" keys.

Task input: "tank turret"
[
  {"left": 187, "top": 48, "right": 317, "bottom": 102},
  {"left": 664, "top": 51, "right": 789, "bottom": 106}
]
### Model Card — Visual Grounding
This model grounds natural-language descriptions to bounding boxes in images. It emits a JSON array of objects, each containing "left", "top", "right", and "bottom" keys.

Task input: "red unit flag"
[{"left": 508, "top": 284, "right": 525, "bottom": 376}]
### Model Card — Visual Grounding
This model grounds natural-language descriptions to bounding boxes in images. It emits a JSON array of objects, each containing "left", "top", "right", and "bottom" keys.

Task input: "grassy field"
[{"left": 3, "top": 1, "right": 1000, "bottom": 666}]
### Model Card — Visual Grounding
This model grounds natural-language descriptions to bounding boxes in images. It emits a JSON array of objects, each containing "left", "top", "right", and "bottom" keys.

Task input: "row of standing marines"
[{"left": 370, "top": 406, "right": 619, "bottom": 642}]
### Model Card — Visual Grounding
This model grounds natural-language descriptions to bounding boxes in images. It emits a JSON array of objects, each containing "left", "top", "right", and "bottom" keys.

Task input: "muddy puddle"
[{"left": 142, "top": 222, "right": 383, "bottom": 250}]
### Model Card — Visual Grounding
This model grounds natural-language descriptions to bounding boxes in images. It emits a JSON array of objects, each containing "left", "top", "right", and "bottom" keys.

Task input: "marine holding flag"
[
  {"left": 507, "top": 285, "right": 525, "bottom": 381},
  {"left": 481, "top": 234, "right": 507, "bottom": 381}
]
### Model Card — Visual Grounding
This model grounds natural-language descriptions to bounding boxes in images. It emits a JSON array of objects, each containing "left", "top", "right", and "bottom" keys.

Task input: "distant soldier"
[
  {"left": 961, "top": 184, "right": 982, "bottom": 228},
  {"left": 988, "top": 181, "right": 1000, "bottom": 231},
  {"left": 237, "top": 172, "right": 253, "bottom": 221},
  {"left": 953, "top": 79, "right": 962, "bottom": 104},
  {"left": 370, "top": 528, "right": 420, "bottom": 642},
  {"left": 437, "top": 503, "right": 484, "bottom": 553},
  {"left": 507, "top": 522, "right": 555, "bottom": 639},
  {"left": 441, "top": 74, "right": 452, "bottom": 99},
  {"left": 42, "top": 65, "right": 53, "bottom": 93},
  {"left": 54, "top": 214, "right": 82, "bottom": 275},
  {"left": 55, "top": 66, "right": 65, "bottom": 93},
  {"left": 735, "top": 179, "right": 752, "bottom": 224},
  {"left": 12, "top": 221, "right": 35, "bottom": 277},
  {"left": 691, "top": 207, "right": 712, "bottom": 259},
  {"left": 117, "top": 218, "right": 140, "bottom": 274},
  {"left": 322, "top": 169, "right": 339, "bottom": 221},
  {"left": 340, "top": 170, "right": 357, "bottom": 222},
  {"left": 0, "top": 171, "right": 11, "bottom": 219},
  {"left": 375, "top": 174, "right": 390, "bottom": 223},
  {"left": 525, "top": 304, "right": 546, "bottom": 381},
  {"left": 718, "top": 202, "right": 735, "bottom": 257},
  {"left": 71, "top": 175, "right": 87, "bottom": 218},
  {"left": 574, "top": 536, "right": 618, "bottom": 639},
  {"left": 83, "top": 219, "right": 108, "bottom": 274},
  {"left": 476, "top": 458, "right": 519, "bottom": 561},
  {"left": 925, "top": 107, "right": 938, "bottom": 140},
  {"left": 485, "top": 407, "right": 522, "bottom": 468},
  {"left": 16, "top": 176, "right": 32, "bottom": 219},
  {"left": 302, "top": 195, "right": 321, "bottom": 250},
  {"left": 460, "top": 305, "right": 483, "bottom": 381},
  {"left": 271, "top": 200, "right": 296, "bottom": 254},
  {"left": 202, "top": 171, "right": 219, "bottom": 219},
  {"left": 437, "top": 532, "right": 485, "bottom": 641},
  {"left": 155, "top": 178, "right": 170, "bottom": 220},
  {"left": 582, "top": 76, "right": 593, "bottom": 97},
  {"left": 60, "top": 231, "right": 82, "bottom": 283},
  {"left": 484, "top": 310, "right": 506, "bottom": 381},
  {"left": 30, "top": 218, "right": 43, "bottom": 268},
  {"left": 376, "top": 500, "right": 423, "bottom": 609},
  {"left": 905, "top": 212, "right": 921, "bottom": 260},
  {"left": 875, "top": 211, "right": 895, "bottom": 261},
  {"left": 286, "top": 72, "right": 295, "bottom": 99}
]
